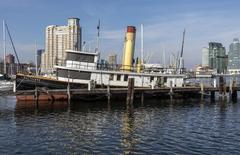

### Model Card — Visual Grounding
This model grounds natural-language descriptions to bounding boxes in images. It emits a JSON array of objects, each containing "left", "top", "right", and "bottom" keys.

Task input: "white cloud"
[
  {"left": 99, "top": 11, "right": 240, "bottom": 68},
  {"left": 101, "top": 29, "right": 124, "bottom": 40}
]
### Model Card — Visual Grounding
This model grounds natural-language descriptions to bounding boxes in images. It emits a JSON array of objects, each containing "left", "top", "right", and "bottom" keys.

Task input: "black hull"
[{"left": 16, "top": 74, "right": 87, "bottom": 90}]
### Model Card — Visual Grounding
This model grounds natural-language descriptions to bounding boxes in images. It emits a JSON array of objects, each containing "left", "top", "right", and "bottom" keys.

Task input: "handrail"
[{"left": 55, "top": 59, "right": 140, "bottom": 73}]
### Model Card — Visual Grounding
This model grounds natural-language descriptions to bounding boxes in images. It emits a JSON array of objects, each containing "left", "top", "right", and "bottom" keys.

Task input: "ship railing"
[
  {"left": 55, "top": 59, "right": 142, "bottom": 73},
  {"left": 55, "top": 59, "right": 190, "bottom": 76}
]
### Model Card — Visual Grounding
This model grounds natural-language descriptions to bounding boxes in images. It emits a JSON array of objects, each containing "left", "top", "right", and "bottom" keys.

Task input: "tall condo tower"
[
  {"left": 228, "top": 38, "right": 240, "bottom": 74},
  {"left": 41, "top": 18, "right": 82, "bottom": 73},
  {"left": 202, "top": 47, "right": 209, "bottom": 67},
  {"left": 121, "top": 26, "right": 136, "bottom": 71}
]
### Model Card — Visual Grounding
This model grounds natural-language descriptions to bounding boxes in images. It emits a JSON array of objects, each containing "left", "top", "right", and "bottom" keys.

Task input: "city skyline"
[{"left": 1, "top": 0, "right": 240, "bottom": 68}]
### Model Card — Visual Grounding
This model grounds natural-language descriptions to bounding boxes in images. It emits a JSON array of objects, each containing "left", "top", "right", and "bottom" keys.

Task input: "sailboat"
[{"left": 0, "top": 20, "right": 14, "bottom": 92}]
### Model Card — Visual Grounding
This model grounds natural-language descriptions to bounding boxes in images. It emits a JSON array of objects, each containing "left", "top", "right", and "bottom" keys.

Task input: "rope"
[{"left": 16, "top": 78, "right": 25, "bottom": 89}]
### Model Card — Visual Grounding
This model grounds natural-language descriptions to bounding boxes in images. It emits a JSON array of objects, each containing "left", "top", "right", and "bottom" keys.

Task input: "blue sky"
[{"left": 1, "top": 0, "right": 240, "bottom": 68}]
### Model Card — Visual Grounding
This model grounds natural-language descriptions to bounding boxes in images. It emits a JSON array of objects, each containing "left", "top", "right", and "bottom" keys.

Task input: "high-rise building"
[
  {"left": 41, "top": 18, "right": 82, "bottom": 73},
  {"left": 5, "top": 54, "right": 15, "bottom": 64},
  {"left": 202, "top": 47, "right": 209, "bottom": 67},
  {"left": 228, "top": 38, "right": 240, "bottom": 74},
  {"left": 37, "top": 49, "right": 44, "bottom": 68},
  {"left": 108, "top": 54, "right": 117, "bottom": 65},
  {"left": 208, "top": 42, "right": 228, "bottom": 73}
]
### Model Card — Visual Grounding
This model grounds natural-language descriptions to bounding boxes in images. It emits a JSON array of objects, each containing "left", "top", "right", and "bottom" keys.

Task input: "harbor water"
[{"left": 1, "top": 95, "right": 240, "bottom": 154}]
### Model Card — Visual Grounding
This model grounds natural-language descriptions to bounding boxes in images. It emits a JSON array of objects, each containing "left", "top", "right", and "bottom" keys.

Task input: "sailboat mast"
[
  {"left": 180, "top": 29, "right": 186, "bottom": 58},
  {"left": 3, "top": 20, "right": 6, "bottom": 75},
  {"left": 97, "top": 20, "right": 100, "bottom": 52},
  {"left": 141, "top": 24, "right": 144, "bottom": 65},
  {"left": 96, "top": 20, "right": 100, "bottom": 64},
  {"left": 163, "top": 45, "right": 166, "bottom": 68},
  {"left": 35, "top": 40, "right": 38, "bottom": 76}
]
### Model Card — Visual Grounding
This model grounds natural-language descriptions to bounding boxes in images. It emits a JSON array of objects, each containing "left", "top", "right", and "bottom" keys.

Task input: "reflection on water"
[
  {"left": 122, "top": 103, "right": 135, "bottom": 154},
  {"left": 1, "top": 96, "right": 240, "bottom": 154}
]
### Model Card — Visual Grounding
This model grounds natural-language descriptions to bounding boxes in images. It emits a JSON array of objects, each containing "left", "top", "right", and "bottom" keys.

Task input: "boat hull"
[
  {"left": 16, "top": 94, "right": 68, "bottom": 101},
  {"left": 16, "top": 74, "right": 87, "bottom": 90}
]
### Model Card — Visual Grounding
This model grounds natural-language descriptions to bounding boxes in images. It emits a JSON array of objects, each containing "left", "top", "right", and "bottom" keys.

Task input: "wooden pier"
[
  {"left": 15, "top": 84, "right": 239, "bottom": 102},
  {"left": 15, "top": 76, "right": 240, "bottom": 102}
]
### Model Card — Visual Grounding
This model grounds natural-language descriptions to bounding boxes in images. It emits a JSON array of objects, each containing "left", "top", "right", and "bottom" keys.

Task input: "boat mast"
[
  {"left": 164, "top": 46, "right": 166, "bottom": 68},
  {"left": 3, "top": 20, "right": 6, "bottom": 75},
  {"left": 141, "top": 24, "right": 144, "bottom": 86},
  {"left": 97, "top": 20, "right": 100, "bottom": 52},
  {"left": 141, "top": 24, "right": 144, "bottom": 65},
  {"left": 35, "top": 40, "right": 38, "bottom": 76},
  {"left": 5, "top": 22, "right": 20, "bottom": 66},
  {"left": 179, "top": 29, "right": 186, "bottom": 73}
]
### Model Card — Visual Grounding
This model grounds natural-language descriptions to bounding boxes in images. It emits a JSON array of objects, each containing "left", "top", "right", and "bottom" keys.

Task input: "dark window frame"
[
  {"left": 124, "top": 75, "right": 128, "bottom": 81},
  {"left": 109, "top": 74, "right": 114, "bottom": 81},
  {"left": 117, "top": 74, "right": 121, "bottom": 81}
]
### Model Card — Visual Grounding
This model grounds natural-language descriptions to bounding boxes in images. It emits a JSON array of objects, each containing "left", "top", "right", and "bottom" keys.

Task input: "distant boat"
[
  {"left": 0, "top": 74, "right": 13, "bottom": 92},
  {"left": 0, "top": 20, "right": 13, "bottom": 92}
]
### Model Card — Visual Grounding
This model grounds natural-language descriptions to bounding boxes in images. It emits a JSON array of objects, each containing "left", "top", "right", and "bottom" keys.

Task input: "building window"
[
  {"left": 109, "top": 74, "right": 114, "bottom": 81},
  {"left": 117, "top": 75, "right": 121, "bottom": 81},
  {"left": 124, "top": 75, "right": 128, "bottom": 81},
  {"left": 150, "top": 76, "right": 154, "bottom": 82},
  {"left": 162, "top": 77, "right": 167, "bottom": 83}
]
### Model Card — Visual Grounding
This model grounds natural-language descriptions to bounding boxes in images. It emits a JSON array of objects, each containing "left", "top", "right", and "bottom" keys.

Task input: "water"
[{"left": 1, "top": 96, "right": 240, "bottom": 154}]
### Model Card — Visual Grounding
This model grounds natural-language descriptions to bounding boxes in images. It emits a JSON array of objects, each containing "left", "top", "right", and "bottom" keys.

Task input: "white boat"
[
  {"left": 0, "top": 20, "right": 13, "bottom": 92},
  {"left": 0, "top": 74, "right": 13, "bottom": 92},
  {"left": 54, "top": 49, "right": 186, "bottom": 89},
  {"left": 16, "top": 25, "right": 187, "bottom": 90},
  {"left": 53, "top": 26, "right": 187, "bottom": 89}
]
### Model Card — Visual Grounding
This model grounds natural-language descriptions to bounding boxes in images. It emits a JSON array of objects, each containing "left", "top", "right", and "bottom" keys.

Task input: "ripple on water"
[{"left": 1, "top": 99, "right": 240, "bottom": 154}]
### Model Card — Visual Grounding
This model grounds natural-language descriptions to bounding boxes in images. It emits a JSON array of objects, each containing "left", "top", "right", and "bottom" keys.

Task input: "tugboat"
[{"left": 15, "top": 26, "right": 186, "bottom": 91}]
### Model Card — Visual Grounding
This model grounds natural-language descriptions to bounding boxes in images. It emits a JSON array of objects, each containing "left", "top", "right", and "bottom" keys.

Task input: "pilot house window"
[
  {"left": 109, "top": 74, "right": 114, "bottom": 81},
  {"left": 124, "top": 75, "right": 128, "bottom": 81},
  {"left": 117, "top": 75, "right": 121, "bottom": 81},
  {"left": 150, "top": 76, "right": 154, "bottom": 82}
]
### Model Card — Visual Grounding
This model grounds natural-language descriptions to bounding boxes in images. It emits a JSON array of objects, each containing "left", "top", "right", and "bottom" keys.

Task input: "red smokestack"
[{"left": 127, "top": 26, "right": 136, "bottom": 33}]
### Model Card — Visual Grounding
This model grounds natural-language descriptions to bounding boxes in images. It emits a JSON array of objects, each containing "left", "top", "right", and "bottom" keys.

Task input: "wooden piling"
[
  {"left": 200, "top": 82, "right": 204, "bottom": 101},
  {"left": 219, "top": 76, "right": 224, "bottom": 97},
  {"left": 169, "top": 81, "right": 173, "bottom": 95},
  {"left": 210, "top": 91, "right": 215, "bottom": 101},
  {"left": 141, "top": 92, "right": 144, "bottom": 105},
  {"left": 231, "top": 80, "right": 238, "bottom": 101},
  {"left": 126, "top": 78, "right": 135, "bottom": 105},
  {"left": 200, "top": 82, "right": 204, "bottom": 94},
  {"left": 67, "top": 82, "right": 71, "bottom": 101},
  {"left": 223, "top": 82, "right": 227, "bottom": 97},
  {"left": 229, "top": 79, "right": 233, "bottom": 97},
  {"left": 34, "top": 87, "right": 38, "bottom": 101},
  {"left": 107, "top": 84, "right": 111, "bottom": 103},
  {"left": 13, "top": 79, "right": 16, "bottom": 93},
  {"left": 213, "top": 78, "right": 217, "bottom": 88},
  {"left": 67, "top": 70, "right": 71, "bottom": 101}
]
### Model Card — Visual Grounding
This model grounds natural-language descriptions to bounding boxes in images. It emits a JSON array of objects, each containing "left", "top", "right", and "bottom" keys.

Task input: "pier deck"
[{"left": 16, "top": 86, "right": 232, "bottom": 101}]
